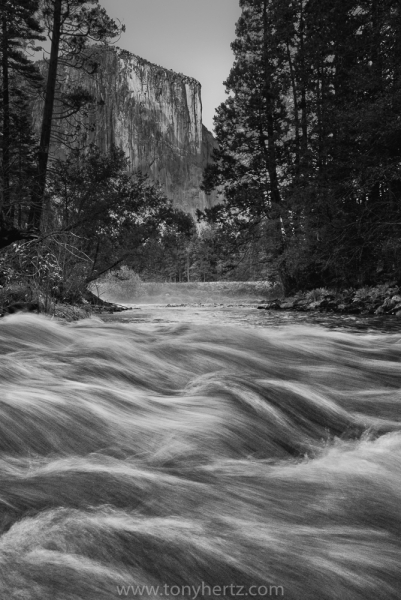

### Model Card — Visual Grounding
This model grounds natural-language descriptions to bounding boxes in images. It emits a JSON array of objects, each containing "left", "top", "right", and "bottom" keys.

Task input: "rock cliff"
[{"left": 37, "top": 47, "right": 218, "bottom": 217}]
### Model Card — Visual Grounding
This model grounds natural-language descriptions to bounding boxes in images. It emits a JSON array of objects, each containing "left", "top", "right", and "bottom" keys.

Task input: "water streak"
[{"left": 0, "top": 314, "right": 401, "bottom": 599}]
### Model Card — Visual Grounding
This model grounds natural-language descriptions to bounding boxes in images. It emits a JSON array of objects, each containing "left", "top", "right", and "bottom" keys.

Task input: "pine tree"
[
  {"left": 205, "top": 1, "right": 286, "bottom": 217},
  {"left": 202, "top": 0, "right": 301, "bottom": 289},
  {"left": 0, "top": 0, "right": 44, "bottom": 219},
  {"left": 6, "top": 90, "right": 39, "bottom": 225},
  {"left": 204, "top": 0, "right": 401, "bottom": 290},
  {"left": 28, "top": 0, "right": 123, "bottom": 232}
]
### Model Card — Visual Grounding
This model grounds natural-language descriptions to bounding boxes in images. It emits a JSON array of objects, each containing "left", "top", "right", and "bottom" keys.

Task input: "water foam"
[{"left": 0, "top": 314, "right": 400, "bottom": 598}]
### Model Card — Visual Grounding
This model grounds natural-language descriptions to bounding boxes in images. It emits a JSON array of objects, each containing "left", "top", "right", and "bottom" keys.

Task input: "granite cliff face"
[{"left": 41, "top": 47, "right": 218, "bottom": 217}]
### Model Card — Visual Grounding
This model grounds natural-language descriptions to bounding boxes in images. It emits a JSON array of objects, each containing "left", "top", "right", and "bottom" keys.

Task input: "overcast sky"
[{"left": 98, "top": 0, "right": 241, "bottom": 132}]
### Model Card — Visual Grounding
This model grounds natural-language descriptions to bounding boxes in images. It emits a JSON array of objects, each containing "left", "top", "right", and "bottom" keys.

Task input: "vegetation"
[
  {"left": 1, "top": 0, "right": 401, "bottom": 313},
  {"left": 202, "top": 0, "right": 401, "bottom": 293},
  {"left": 29, "top": 0, "right": 124, "bottom": 230},
  {"left": 0, "top": 0, "right": 192, "bottom": 313}
]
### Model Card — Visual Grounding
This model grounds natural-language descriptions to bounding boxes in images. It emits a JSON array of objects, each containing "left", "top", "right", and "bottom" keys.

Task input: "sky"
[{"left": 97, "top": 0, "right": 242, "bottom": 132}]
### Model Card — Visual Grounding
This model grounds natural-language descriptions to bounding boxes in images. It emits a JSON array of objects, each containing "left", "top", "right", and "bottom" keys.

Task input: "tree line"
[
  {"left": 202, "top": 0, "right": 401, "bottom": 292},
  {"left": 3, "top": 0, "right": 397, "bottom": 301},
  {"left": 0, "top": 0, "right": 195, "bottom": 308}
]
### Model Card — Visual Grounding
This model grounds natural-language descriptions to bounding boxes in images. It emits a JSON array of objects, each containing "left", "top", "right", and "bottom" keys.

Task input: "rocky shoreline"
[
  {"left": 258, "top": 284, "right": 401, "bottom": 317},
  {"left": 0, "top": 291, "right": 131, "bottom": 321},
  {"left": 6, "top": 284, "right": 401, "bottom": 322}
]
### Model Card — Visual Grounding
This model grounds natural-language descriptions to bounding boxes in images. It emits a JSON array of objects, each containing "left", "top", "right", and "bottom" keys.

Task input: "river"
[
  {"left": 3, "top": 300, "right": 401, "bottom": 598},
  {"left": 99, "top": 301, "right": 401, "bottom": 333}
]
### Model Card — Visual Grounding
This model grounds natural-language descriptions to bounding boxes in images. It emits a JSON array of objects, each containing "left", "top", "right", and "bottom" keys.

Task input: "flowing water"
[
  {"left": 102, "top": 301, "right": 401, "bottom": 333},
  {"left": 1, "top": 304, "right": 401, "bottom": 599}
]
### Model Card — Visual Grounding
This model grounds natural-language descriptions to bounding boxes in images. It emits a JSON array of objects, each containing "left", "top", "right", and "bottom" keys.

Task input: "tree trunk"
[
  {"left": 261, "top": 0, "right": 290, "bottom": 239},
  {"left": 262, "top": 0, "right": 282, "bottom": 209},
  {"left": 299, "top": 1, "right": 308, "bottom": 163},
  {"left": 1, "top": 12, "right": 10, "bottom": 214},
  {"left": 286, "top": 41, "right": 301, "bottom": 177},
  {"left": 186, "top": 250, "right": 190, "bottom": 282},
  {"left": 28, "top": 0, "right": 62, "bottom": 231}
]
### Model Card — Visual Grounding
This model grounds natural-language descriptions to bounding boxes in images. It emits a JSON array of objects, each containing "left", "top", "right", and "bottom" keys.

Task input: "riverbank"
[
  {"left": 258, "top": 283, "right": 401, "bottom": 317},
  {"left": 7, "top": 281, "right": 401, "bottom": 322},
  {"left": 0, "top": 293, "right": 131, "bottom": 322},
  {"left": 52, "top": 301, "right": 130, "bottom": 321}
]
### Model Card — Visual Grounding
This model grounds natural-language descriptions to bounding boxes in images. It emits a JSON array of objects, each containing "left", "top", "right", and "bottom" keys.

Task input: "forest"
[
  {"left": 0, "top": 0, "right": 401, "bottom": 312},
  {"left": 202, "top": 0, "right": 401, "bottom": 293}
]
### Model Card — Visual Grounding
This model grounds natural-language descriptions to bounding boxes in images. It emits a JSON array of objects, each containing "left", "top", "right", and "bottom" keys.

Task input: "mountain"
[{"left": 34, "top": 47, "right": 219, "bottom": 217}]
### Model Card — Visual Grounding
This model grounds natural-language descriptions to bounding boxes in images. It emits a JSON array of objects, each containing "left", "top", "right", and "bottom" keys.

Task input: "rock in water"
[{"left": 33, "top": 47, "right": 219, "bottom": 217}]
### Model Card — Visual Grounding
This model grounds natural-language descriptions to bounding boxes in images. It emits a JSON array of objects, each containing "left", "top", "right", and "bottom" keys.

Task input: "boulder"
[
  {"left": 307, "top": 300, "right": 324, "bottom": 310},
  {"left": 2, "top": 302, "right": 40, "bottom": 315},
  {"left": 318, "top": 299, "right": 339, "bottom": 311},
  {"left": 280, "top": 301, "right": 295, "bottom": 309}
]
